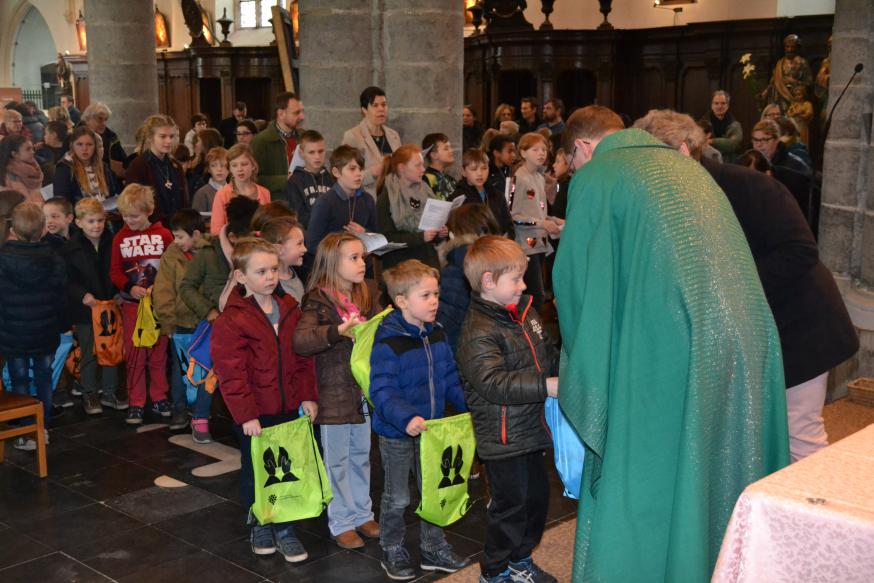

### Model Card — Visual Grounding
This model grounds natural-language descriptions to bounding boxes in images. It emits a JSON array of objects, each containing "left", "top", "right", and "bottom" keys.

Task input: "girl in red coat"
[{"left": 211, "top": 237, "right": 318, "bottom": 563}]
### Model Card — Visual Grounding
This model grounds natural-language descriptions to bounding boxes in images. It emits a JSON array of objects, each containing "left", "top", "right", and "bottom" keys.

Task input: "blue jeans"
[
  {"left": 378, "top": 435, "right": 447, "bottom": 553},
  {"left": 320, "top": 410, "right": 374, "bottom": 536},
  {"left": 170, "top": 333, "right": 212, "bottom": 419},
  {"left": 7, "top": 354, "right": 54, "bottom": 424}
]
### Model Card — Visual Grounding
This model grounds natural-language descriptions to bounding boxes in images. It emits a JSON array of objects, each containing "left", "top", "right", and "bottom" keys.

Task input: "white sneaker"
[{"left": 12, "top": 430, "right": 49, "bottom": 451}]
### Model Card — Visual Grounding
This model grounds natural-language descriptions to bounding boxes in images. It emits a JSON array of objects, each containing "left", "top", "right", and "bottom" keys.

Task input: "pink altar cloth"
[{"left": 712, "top": 423, "right": 874, "bottom": 582}]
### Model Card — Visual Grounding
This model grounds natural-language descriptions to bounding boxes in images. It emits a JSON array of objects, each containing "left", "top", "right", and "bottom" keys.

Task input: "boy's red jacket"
[
  {"left": 211, "top": 286, "right": 318, "bottom": 425},
  {"left": 110, "top": 222, "right": 173, "bottom": 299}
]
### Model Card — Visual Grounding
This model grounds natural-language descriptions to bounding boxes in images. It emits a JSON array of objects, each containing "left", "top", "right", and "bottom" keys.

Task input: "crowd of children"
[{"left": 0, "top": 104, "right": 573, "bottom": 583}]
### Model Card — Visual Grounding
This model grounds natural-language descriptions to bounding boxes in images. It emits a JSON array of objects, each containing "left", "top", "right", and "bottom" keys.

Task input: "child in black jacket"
[
  {"left": 455, "top": 236, "right": 559, "bottom": 583},
  {"left": 61, "top": 198, "right": 124, "bottom": 414},
  {"left": 0, "top": 203, "right": 67, "bottom": 449}
]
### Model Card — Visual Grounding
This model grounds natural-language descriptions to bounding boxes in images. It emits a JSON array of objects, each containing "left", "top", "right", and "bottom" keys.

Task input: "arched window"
[{"left": 237, "top": 0, "right": 289, "bottom": 29}]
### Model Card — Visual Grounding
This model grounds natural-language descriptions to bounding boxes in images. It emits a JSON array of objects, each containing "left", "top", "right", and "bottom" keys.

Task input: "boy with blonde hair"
[
  {"left": 455, "top": 236, "right": 559, "bottom": 583},
  {"left": 370, "top": 259, "right": 471, "bottom": 580},
  {"left": 110, "top": 184, "right": 174, "bottom": 424},
  {"left": 62, "top": 198, "right": 124, "bottom": 414},
  {"left": 0, "top": 202, "right": 66, "bottom": 449}
]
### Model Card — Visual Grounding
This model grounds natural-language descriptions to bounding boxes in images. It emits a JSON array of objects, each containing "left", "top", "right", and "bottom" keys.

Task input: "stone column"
[
  {"left": 820, "top": 0, "right": 874, "bottom": 393},
  {"left": 299, "top": 0, "right": 464, "bottom": 172},
  {"left": 84, "top": 0, "right": 158, "bottom": 152}
]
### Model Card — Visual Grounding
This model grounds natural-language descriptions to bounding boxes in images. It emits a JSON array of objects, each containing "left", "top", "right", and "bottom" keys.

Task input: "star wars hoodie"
[{"left": 110, "top": 222, "right": 173, "bottom": 301}]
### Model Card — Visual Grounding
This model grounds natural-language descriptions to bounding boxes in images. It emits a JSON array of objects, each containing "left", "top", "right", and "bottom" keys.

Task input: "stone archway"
[
  {"left": 11, "top": 4, "right": 58, "bottom": 97},
  {"left": 0, "top": 0, "right": 36, "bottom": 86}
]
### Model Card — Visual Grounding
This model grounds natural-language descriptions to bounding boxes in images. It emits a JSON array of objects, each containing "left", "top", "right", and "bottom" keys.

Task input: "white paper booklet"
[
  {"left": 354, "top": 232, "right": 407, "bottom": 256},
  {"left": 417, "top": 196, "right": 465, "bottom": 231}
]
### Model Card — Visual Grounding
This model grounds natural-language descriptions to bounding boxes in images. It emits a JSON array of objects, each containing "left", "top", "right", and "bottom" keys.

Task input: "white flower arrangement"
[{"left": 739, "top": 53, "right": 762, "bottom": 111}]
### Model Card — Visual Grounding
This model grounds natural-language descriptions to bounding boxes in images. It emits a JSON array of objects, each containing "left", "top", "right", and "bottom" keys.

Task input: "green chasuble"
[{"left": 553, "top": 129, "right": 790, "bottom": 582}]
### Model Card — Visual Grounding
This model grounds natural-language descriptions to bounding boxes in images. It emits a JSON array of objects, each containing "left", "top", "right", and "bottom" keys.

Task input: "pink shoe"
[{"left": 191, "top": 418, "right": 212, "bottom": 444}]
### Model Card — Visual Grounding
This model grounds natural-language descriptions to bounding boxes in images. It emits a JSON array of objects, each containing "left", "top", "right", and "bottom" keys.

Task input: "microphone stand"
[{"left": 823, "top": 63, "right": 863, "bottom": 141}]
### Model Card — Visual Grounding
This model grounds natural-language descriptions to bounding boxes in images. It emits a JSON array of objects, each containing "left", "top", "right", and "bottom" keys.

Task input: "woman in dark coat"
[{"left": 703, "top": 155, "right": 858, "bottom": 461}]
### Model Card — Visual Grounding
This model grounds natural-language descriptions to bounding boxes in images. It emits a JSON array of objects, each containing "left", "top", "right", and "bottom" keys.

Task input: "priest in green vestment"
[{"left": 553, "top": 106, "right": 790, "bottom": 582}]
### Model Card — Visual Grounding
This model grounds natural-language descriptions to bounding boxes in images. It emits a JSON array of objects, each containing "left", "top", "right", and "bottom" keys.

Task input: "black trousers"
[
  {"left": 481, "top": 450, "right": 550, "bottom": 576},
  {"left": 523, "top": 253, "right": 545, "bottom": 312}
]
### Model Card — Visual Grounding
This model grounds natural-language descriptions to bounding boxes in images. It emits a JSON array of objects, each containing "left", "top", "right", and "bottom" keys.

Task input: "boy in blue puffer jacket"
[{"left": 370, "top": 259, "right": 471, "bottom": 581}]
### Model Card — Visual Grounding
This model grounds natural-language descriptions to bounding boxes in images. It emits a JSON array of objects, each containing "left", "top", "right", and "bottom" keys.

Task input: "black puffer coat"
[
  {"left": 61, "top": 229, "right": 117, "bottom": 325},
  {"left": 455, "top": 293, "right": 558, "bottom": 461},
  {"left": 0, "top": 240, "right": 67, "bottom": 357}
]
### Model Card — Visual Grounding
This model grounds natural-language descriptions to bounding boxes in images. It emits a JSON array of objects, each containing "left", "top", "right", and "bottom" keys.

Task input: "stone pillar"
[
  {"left": 299, "top": 0, "right": 464, "bottom": 172},
  {"left": 820, "top": 0, "right": 874, "bottom": 394},
  {"left": 84, "top": 0, "right": 159, "bottom": 152}
]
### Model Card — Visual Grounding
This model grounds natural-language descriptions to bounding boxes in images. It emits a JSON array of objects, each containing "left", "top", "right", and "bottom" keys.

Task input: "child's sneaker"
[
  {"left": 101, "top": 393, "right": 129, "bottom": 410},
  {"left": 169, "top": 408, "right": 188, "bottom": 430},
  {"left": 479, "top": 569, "right": 514, "bottom": 583},
  {"left": 82, "top": 393, "right": 103, "bottom": 415},
  {"left": 54, "top": 389, "right": 74, "bottom": 408},
  {"left": 71, "top": 382, "right": 84, "bottom": 396},
  {"left": 126, "top": 406, "right": 144, "bottom": 425},
  {"left": 508, "top": 557, "right": 557, "bottom": 583},
  {"left": 273, "top": 524, "right": 307, "bottom": 563},
  {"left": 191, "top": 418, "right": 212, "bottom": 444},
  {"left": 150, "top": 400, "right": 172, "bottom": 418},
  {"left": 420, "top": 544, "right": 471, "bottom": 573},
  {"left": 381, "top": 547, "right": 416, "bottom": 581},
  {"left": 250, "top": 524, "right": 276, "bottom": 556},
  {"left": 13, "top": 430, "right": 49, "bottom": 451}
]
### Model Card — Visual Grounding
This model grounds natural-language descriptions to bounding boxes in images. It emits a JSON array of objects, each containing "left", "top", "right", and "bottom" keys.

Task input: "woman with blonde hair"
[
  {"left": 54, "top": 126, "right": 120, "bottom": 203},
  {"left": 124, "top": 114, "right": 187, "bottom": 225}
]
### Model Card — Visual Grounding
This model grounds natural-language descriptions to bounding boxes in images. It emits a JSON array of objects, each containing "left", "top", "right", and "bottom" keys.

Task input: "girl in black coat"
[{"left": 53, "top": 127, "right": 120, "bottom": 204}]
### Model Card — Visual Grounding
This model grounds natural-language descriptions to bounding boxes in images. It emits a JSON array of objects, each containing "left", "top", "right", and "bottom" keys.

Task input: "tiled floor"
[{"left": 0, "top": 404, "right": 578, "bottom": 583}]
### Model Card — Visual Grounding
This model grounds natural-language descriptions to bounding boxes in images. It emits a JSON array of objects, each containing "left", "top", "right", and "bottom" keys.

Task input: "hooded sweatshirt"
[
  {"left": 110, "top": 222, "right": 173, "bottom": 301},
  {"left": 282, "top": 166, "right": 334, "bottom": 228}
]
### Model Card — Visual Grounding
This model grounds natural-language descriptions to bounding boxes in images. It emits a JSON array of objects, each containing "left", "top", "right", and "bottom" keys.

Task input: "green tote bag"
[
  {"left": 416, "top": 413, "right": 477, "bottom": 527},
  {"left": 250, "top": 416, "right": 333, "bottom": 524},
  {"left": 350, "top": 306, "right": 394, "bottom": 405}
]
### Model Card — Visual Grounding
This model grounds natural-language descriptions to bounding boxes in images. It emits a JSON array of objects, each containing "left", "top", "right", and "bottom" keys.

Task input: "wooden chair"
[{"left": 0, "top": 392, "right": 48, "bottom": 477}]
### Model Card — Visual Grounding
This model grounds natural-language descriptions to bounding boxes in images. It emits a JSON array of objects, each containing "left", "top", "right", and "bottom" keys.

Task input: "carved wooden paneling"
[{"left": 465, "top": 14, "right": 834, "bottom": 139}]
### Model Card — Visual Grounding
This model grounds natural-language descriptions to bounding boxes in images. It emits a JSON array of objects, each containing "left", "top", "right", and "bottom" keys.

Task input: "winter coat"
[
  {"left": 455, "top": 293, "right": 558, "bottom": 461},
  {"left": 436, "top": 234, "right": 476, "bottom": 351},
  {"left": 53, "top": 158, "right": 120, "bottom": 204},
  {"left": 211, "top": 286, "right": 317, "bottom": 425},
  {"left": 250, "top": 122, "right": 300, "bottom": 199},
  {"left": 450, "top": 180, "right": 515, "bottom": 239},
  {"left": 511, "top": 165, "right": 550, "bottom": 256},
  {"left": 124, "top": 152, "right": 188, "bottom": 225},
  {"left": 0, "top": 240, "right": 67, "bottom": 357},
  {"left": 341, "top": 119, "right": 401, "bottom": 194},
  {"left": 61, "top": 229, "right": 116, "bottom": 325},
  {"left": 702, "top": 156, "right": 858, "bottom": 386},
  {"left": 96, "top": 127, "right": 126, "bottom": 168},
  {"left": 293, "top": 281, "right": 382, "bottom": 425},
  {"left": 179, "top": 236, "right": 231, "bottom": 320},
  {"left": 370, "top": 310, "right": 467, "bottom": 439},
  {"left": 153, "top": 238, "right": 210, "bottom": 334},
  {"left": 282, "top": 167, "right": 334, "bottom": 228}
]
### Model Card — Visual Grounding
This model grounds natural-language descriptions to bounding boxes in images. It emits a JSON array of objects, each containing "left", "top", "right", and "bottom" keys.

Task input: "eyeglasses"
[{"left": 751, "top": 136, "right": 775, "bottom": 144}]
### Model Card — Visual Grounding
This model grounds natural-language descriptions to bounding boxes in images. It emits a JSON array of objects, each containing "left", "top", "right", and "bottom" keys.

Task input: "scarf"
[
  {"left": 320, "top": 287, "right": 368, "bottom": 324},
  {"left": 5, "top": 158, "right": 43, "bottom": 191},
  {"left": 385, "top": 173, "right": 435, "bottom": 233},
  {"left": 708, "top": 111, "right": 735, "bottom": 138},
  {"left": 65, "top": 152, "right": 109, "bottom": 200}
]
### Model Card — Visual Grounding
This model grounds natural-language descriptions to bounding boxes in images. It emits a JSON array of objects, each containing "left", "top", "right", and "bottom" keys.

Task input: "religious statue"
[
  {"left": 760, "top": 34, "right": 814, "bottom": 112},
  {"left": 786, "top": 84, "right": 814, "bottom": 146},
  {"left": 56, "top": 53, "right": 71, "bottom": 90},
  {"left": 182, "top": 0, "right": 213, "bottom": 47},
  {"left": 815, "top": 35, "right": 832, "bottom": 122}
]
